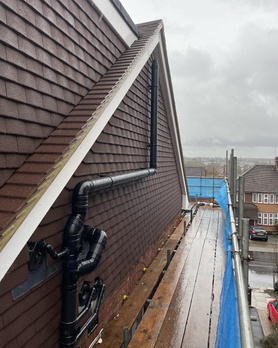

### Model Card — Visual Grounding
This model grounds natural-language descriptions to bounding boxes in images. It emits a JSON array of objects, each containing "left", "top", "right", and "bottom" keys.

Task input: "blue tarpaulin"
[
  {"left": 215, "top": 182, "right": 241, "bottom": 348},
  {"left": 187, "top": 177, "right": 223, "bottom": 199}
]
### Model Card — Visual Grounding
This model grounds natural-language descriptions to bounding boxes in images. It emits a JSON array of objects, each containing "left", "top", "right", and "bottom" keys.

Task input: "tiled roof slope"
[
  {"left": 242, "top": 165, "right": 278, "bottom": 193},
  {"left": 0, "top": 0, "right": 126, "bottom": 187},
  {"left": 0, "top": 20, "right": 163, "bottom": 249}
]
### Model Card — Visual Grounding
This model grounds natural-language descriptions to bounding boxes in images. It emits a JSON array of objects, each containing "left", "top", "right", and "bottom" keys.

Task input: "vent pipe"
[{"left": 150, "top": 60, "right": 159, "bottom": 169}]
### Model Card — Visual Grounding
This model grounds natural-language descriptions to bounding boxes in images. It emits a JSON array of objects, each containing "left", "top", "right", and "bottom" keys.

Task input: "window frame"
[
  {"left": 270, "top": 194, "right": 274, "bottom": 204},
  {"left": 264, "top": 194, "right": 268, "bottom": 204},
  {"left": 252, "top": 193, "right": 257, "bottom": 203},
  {"left": 258, "top": 193, "right": 262, "bottom": 203}
]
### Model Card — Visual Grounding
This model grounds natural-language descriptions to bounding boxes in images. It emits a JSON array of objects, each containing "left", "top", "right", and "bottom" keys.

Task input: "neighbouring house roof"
[
  {"left": 185, "top": 166, "right": 206, "bottom": 177},
  {"left": 241, "top": 164, "right": 278, "bottom": 193},
  {"left": 235, "top": 203, "right": 258, "bottom": 221},
  {"left": 0, "top": 3, "right": 188, "bottom": 281}
]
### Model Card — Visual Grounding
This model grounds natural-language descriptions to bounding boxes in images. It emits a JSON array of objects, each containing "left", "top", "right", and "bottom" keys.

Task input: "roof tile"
[
  {"left": 0, "top": 212, "right": 14, "bottom": 232},
  {"left": 0, "top": 23, "right": 18, "bottom": 49},
  {"left": 7, "top": 172, "right": 45, "bottom": 186},
  {"left": 0, "top": 196, "right": 26, "bottom": 213},
  {"left": 17, "top": 162, "right": 52, "bottom": 174},
  {"left": 26, "top": 153, "right": 59, "bottom": 164},
  {"left": 0, "top": 184, "right": 36, "bottom": 199},
  {"left": 34, "top": 144, "right": 69, "bottom": 154}
]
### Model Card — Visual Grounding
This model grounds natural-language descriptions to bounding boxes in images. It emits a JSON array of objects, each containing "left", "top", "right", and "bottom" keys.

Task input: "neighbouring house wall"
[
  {"left": 0, "top": 0, "right": 126, "bottom": 187},
  {"left": 245, "top": 192, "right": 278, "bottom": 232},
  {"left": 0, "top": 56, "right": 183, "bottom": 348}
]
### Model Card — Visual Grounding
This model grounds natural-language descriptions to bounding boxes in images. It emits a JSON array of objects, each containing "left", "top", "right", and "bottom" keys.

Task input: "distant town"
[{"left": 184, "top": 157, "right": 274, "bottom": 177}]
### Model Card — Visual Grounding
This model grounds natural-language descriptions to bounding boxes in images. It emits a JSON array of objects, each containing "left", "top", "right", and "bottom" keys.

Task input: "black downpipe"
[
  {"left": 59, "top": 61, "right": 160, "bottom": 348},
  {"left": 60, "top": 170, "right": 156, "bottom": 348},
  {"left": 150, "top": 60, "right": 159, "bottom": 169}
]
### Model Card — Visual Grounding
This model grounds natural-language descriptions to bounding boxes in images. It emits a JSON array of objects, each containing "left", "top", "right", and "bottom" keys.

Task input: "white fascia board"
[
  {"left": 0, "top": 30, "right": 160, "bottom": 283},
  {"left": 154, "top": 32, "right": 189, "bottom": 207},
  {"left": 92, "top": 0, "right": 137, "bottom": 47}
]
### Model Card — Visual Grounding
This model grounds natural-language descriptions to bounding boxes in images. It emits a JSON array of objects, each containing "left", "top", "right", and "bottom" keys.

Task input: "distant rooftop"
[{"left": 185, "top": 166, "right": 206, "bottom": 177}]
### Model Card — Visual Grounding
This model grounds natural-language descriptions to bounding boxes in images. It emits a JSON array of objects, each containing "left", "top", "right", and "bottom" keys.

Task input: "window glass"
[
  {"left": 252, "top": 193, "right": 257, "bottom": 203},
  {"left": 258, "top": 212, "right": 262, "bottom": 224},
  {"left": 273, "top": 300, "right": 278, "bottom": 311},
  {"left": 269, "top": 213, "right": 274, "bottom": 225},
  {"left": 275, "top": 213, "right": 278, "bottom": 223},
  {"left": 270, "top": 194, "right": 274, "bottom": 203},
  {"left": 258, "top": 194, "right": 262, "bottom": 203},
  {"left": 276, "top": 195, "right": 278, "bottom": 204},
  {"left": 263, "top": 213, "right": 268, "bottom": 225},
  {"left": 264, "top": 194, "right": 268, "bottom": 204}
]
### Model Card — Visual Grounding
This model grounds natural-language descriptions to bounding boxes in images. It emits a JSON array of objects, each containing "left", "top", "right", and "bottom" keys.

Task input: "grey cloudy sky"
[{"left": 120, "top": 0, "right": 278, "bottom": 159}]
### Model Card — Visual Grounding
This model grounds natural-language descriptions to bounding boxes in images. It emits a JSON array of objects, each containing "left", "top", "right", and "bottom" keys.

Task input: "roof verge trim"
[{"left": 0, "top": 21, "right": 163, "bottom": 282}]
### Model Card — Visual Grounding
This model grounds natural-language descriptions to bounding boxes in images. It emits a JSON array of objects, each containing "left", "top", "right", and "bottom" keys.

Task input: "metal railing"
[{"left": 226, "top": 181, "right": 254, "bottom": 348}]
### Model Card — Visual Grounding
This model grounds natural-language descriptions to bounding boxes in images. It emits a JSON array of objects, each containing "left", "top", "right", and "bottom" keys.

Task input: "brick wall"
[{"left": 245, "top": 193, "right": 278, "bottom": 232}]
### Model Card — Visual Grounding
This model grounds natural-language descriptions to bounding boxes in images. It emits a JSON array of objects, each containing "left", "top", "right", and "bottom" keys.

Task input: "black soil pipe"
[
  {"left": 150, "top": 60, "right": 159, "bottom": 169},
  {"left": 60, "top": 169, "right": 156, "bottom": 348}
]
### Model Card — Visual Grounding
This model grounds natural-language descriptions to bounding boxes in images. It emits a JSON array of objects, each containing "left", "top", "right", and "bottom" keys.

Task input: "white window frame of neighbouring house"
[
  {"left": 269, "top": 213, "right": 274, "bottom": 225},
  {"left": 252, "top": 193, "right": 257, "bottom": 203}
]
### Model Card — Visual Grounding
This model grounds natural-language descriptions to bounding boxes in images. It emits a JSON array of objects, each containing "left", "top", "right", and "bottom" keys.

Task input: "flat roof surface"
[{"left": 129, "top": 206, "right": 226, "bottom": 347}]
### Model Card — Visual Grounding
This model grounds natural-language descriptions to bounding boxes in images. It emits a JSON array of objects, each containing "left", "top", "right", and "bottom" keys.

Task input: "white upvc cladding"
[{"left": 92, "top": 0, "right": 137, "bottom": 47}]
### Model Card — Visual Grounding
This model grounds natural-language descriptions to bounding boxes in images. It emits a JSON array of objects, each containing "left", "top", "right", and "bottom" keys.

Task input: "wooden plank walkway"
[
  {"left": 128, "top": 206, "right": 226, "bottom": 348},
  {"left": 101, "top": 215, "right": 190, "bottom": 348}
]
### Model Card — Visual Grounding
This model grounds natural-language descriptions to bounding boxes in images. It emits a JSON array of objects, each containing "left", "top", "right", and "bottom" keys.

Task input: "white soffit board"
[
  {"left": 92, "top": 0, "right": 137, "bottom": 47},
  {"left": 0, "top": 27, "right": 160, "bottom": 282}
]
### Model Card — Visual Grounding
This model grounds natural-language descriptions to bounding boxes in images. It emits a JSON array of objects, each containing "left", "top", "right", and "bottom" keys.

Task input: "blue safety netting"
[
  {"left": 187, "top": 177, "right": 223, "bottom": 199},
  {"left": 215, "top": 182, "right": 241, "bottom": 348}
]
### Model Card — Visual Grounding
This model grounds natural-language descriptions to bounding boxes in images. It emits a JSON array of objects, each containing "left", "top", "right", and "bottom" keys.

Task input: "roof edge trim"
[
  {"left": 110, "top": 0, "right": 141, "bottom": 38},
  {"left": 0, "top": 21, "right": 163, "bottom": 282}
]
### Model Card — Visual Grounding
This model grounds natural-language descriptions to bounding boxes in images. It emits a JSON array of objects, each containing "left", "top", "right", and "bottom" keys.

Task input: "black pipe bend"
[{"left": 78, "top": 228, "right": 107, "bottom": 277}]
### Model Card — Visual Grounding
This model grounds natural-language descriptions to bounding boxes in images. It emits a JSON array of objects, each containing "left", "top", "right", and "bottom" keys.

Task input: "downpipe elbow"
[{"left": 78, "top": 228, "right": 107, "bottom": 277}]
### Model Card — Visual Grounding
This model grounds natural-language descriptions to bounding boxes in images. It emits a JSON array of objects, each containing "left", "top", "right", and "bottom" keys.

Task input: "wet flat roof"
[{"left": 129, "top": 206, "right": 226, "bottom": 347}]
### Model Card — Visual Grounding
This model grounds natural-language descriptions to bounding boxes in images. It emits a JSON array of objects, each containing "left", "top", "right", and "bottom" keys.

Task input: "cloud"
[
  {"left": 120, "top": 0, "right": 278, "bottom": 158},
  {"left": 168, "top": 21, "right": 278, "bottom": 157}
]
